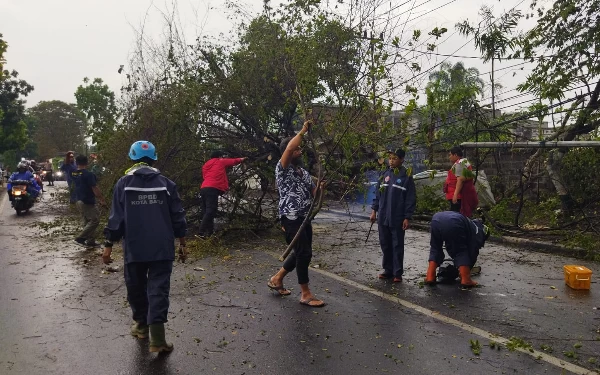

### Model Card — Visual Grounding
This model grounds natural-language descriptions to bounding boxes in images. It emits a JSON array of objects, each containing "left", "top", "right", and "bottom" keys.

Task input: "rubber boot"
[
  {"left": 149, "top": 323, "right": 174, "bottom": 353},
  {"left": 424, "top": 261, "right": 438, "bottom": 285},
  {"left": 459, "top": 266, "right": 478, "bottom": 288},
  {"left": 130, "top": 322, "right": 149, "bottom": 339}
]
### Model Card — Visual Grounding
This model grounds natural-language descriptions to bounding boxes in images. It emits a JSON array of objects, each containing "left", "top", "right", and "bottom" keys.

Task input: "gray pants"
[{"left": 76, "top": 201, "right": 99, "bottom": 241}]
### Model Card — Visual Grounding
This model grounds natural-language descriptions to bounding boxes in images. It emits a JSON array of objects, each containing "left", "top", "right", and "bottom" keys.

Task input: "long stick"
[{"left": 365, "top": 221, "right": 374, "bottom": 244}]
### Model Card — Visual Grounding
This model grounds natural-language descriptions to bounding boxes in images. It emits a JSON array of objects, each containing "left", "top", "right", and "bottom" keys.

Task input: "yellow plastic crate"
[{"left": 563, "top": 265, "right": 592, "bottom": 290}]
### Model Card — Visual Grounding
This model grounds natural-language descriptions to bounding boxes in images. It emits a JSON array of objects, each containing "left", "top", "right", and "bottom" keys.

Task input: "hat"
[{"left": 387, "top": 148, "right": 406, "bottom": 159}]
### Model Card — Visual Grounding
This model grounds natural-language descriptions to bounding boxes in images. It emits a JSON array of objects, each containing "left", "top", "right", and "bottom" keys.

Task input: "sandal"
[
  {"left": 299, "top": 297, "right": 325, "bottom": 308},
  {"left": 267, "top": 280, "right": 291, "bottom": 296}
]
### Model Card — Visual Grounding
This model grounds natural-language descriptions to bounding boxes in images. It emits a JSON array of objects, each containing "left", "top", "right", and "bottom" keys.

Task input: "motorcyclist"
[
  {"left": 29, "top": 160, "right": 45, "bottom": 192},
  {"left": 7, "top": 161, "right": 42, "bottom": 204}
]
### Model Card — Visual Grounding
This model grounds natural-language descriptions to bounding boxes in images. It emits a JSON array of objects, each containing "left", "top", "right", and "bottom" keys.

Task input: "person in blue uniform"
[
  {"left": 370, "top": 148, "right": 416, "bottom": 282},
  {"left": 7, "top": 161, "right": 41, "bottom": 203},
  {"left": 424, "top": 211, "right": 489, "bottom": 288},
  {"left": 102, "top": 140, "right": 187, "bottom": 353}
]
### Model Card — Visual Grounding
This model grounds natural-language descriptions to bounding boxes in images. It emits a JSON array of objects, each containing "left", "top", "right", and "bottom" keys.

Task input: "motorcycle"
[{"left": 10, "top": 180, "right": 35, "bottom": 215}]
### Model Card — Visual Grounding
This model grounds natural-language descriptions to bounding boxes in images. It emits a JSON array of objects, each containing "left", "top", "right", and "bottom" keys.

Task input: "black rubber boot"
[{"left": 130, "top": 322, "right": 149, "bottom": 339}]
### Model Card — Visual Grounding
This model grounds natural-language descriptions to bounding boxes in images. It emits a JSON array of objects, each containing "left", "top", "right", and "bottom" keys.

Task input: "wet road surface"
[{"left": 0, "top": 184, "right": 598, "bottom": 374}]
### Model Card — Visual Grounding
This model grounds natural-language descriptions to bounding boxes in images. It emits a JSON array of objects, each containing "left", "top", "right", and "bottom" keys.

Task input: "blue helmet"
[{"left": 129, "top": 140, "right": 158, "bottom": 161}]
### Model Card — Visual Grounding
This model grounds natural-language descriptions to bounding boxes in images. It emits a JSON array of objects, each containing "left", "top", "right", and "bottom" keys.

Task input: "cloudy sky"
[{"left": 2, "top": 0, "right": 539, "bottom": 113}]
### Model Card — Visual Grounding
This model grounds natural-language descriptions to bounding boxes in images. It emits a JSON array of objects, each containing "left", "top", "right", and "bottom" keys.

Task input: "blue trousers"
[
  {"left": 124, "top": 261, "right": 173, "bottom": 325},
  {"left": 428, "top": 216, "right": 471, "bottom": 267},
  {"left": 378, "top": 224, "right": 405, "bottom": 277},
  {"left": 68, "top": 181, "right": 76, "bottom": 203}
]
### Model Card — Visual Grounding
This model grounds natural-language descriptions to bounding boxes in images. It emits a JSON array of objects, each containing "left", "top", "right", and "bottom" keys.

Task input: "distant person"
[
  {"left": 424, "top": 211, "right": 489, "bottom": 288},
  {"left": 44, "top": 163, "right": 54, "bottom": 186},
  {"left": 60, "top": 151, "right": 78, "bottom": 203},
  {"left": 370, "top": 148, "right": 416, "bottom": 282},
  {"left": 444, "top": 146, "right": 478, "bottom": 218},
  {"left": 72, "top": 155, "right": 106, "bottom": 248},
  {"left": 103, "top": 140, "right": 187, "bottom": 353},
  {"left": 268, "top": 120, "right": 326, "bottom": 307},
  {"left": 197, "top": 151, "right": 247, "bottom": 238}
]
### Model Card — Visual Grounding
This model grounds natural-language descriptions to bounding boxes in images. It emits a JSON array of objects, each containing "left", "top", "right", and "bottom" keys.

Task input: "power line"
[
  {"left": 393, "top": 46, "right": 600, "bottom": 60},
  {"left": 421, "top": 83, "right": 591, "bottom": 133},
  {"left": 383, "top": 0, "right": 529, "bottom": 99},
  {"left": 404, "top": 0, "right": 459, "bottom": 24}
]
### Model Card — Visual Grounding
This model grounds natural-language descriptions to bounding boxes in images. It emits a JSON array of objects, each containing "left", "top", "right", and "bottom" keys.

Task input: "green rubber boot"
[
  {"left": 130, "top": 322, "right": 149, "bottom": 339},
  {"left": 149, "top": 323, "right": 174, "bottom": 353}
]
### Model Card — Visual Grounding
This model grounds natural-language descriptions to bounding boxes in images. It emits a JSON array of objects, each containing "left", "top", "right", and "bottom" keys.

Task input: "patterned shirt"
[
  {"left": 275, "top": 161, "right": 315, "bottom": 219},
  {"left": 451, "top": 158, "right": 475, "bottom": 179}
]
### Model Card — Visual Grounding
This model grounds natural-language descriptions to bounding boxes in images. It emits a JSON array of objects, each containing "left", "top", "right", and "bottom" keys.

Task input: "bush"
[{"left": 415, "top": 182, "right": 447, "bottom": 215}]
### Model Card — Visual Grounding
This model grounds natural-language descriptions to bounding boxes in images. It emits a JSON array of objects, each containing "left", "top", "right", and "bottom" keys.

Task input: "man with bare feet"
[{"left": 268, "top": 120, "right": 325, "bottom": 307}]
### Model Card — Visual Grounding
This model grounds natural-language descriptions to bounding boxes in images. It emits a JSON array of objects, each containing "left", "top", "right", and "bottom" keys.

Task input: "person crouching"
[{"left": 424, "top": 211, "right": 489, "bottom": 288}]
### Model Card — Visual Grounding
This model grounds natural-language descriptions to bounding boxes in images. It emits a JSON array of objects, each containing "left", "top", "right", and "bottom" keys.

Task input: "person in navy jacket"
[
  {"left": 370, "top": 148, "right": 416, "bottom": 282},
  {"left": 424, "top": 211, "right": 489, "bottom": 288},
  {"left": 102, "top": 140, "right": 187, "bottom": 353}
]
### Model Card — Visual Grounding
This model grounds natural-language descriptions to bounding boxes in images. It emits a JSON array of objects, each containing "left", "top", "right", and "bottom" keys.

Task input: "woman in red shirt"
[
  {"left": 444, "top": 146, "right": 478, "bottom": 218},
  {"left": 198, "top": 151, "right": 246, "bottom": 237}
]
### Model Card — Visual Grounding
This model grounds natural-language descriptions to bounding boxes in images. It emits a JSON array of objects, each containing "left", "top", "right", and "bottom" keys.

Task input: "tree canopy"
[
  {"left": 29, "top": 101, "right": 86, "bottom": 159},
  {"left": 75, "top": 77, "right": 118, "bottom": 147},
  {"left": 0, "top": 33, "right": 34, "bottom": 160}
]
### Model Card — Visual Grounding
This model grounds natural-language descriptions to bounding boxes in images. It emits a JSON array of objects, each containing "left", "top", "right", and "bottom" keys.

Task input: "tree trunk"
[
  {"left": 546, "top": 149, "right": 573, "bottom": 216},
  {"left": 491, "top": 58, "right": 496, "bottom": 119}
]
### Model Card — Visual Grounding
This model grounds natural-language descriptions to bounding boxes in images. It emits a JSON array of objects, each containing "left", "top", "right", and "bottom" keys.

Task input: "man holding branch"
[{"left": 268, "top": 120, "right": 325, "bottom": 307}]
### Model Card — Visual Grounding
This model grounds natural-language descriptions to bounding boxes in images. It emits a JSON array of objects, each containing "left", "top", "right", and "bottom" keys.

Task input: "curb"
[{"left": 322, "top": 208, "right": 589, "bottom": 259}]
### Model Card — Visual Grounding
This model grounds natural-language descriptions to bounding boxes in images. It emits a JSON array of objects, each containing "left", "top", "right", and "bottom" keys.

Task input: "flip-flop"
[
  {"left": 299, "top": 297, "right": 325, "bottom": 308},
  {"left": 267, "top": 280, "right": 291, "bottom": 296}
]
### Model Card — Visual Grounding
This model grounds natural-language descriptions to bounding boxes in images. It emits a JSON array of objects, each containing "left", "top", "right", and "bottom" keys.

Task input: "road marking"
[
  {"left": 310, "top": 266, "right": 594, "bottom": 375},
  {"left": 0, "top": 191, "right": 7, "bottom": 214}
]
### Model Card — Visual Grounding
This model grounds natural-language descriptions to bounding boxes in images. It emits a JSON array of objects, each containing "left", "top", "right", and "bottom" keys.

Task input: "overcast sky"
[{"left": 1, "top": 0, "right": 541, "bottom": 114}]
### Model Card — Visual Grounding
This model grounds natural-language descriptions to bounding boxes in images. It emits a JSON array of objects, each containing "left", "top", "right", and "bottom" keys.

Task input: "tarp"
[{"left": 412, "top": 169, "right": 496, "bottom": 208}]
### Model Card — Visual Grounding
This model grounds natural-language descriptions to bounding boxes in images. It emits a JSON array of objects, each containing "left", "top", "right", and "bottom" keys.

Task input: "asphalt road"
[{"left": 0, "top": 183, "right": 598, "bottom": 374}]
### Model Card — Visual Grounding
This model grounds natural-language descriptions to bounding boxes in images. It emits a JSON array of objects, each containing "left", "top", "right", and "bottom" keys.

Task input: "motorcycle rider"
[
  {"left": 7, "top": 161, "right": 42, "bottom": 205},
  {"left": 29, "top": 160, "right": 45, "bottom": 192}
]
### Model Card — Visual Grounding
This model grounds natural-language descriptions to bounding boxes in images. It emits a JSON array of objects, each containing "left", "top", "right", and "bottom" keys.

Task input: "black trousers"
[
  {"left": 198, "top": 187, "right": 222, "bottom": 236},
  {"left": 281, "top": 216, "right": 313, "bottom": 285},
  {"left": 124, "top": 260, "right": 173, "bottom": 325}
]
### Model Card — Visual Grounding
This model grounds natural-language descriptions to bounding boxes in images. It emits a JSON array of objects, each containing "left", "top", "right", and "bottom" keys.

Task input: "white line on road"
[
  {"left": 310, "top": 266, "right": 595, "bottom": 375},
  {"left": 0, "top": 191, "right": 7, "bottom": 214}
]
